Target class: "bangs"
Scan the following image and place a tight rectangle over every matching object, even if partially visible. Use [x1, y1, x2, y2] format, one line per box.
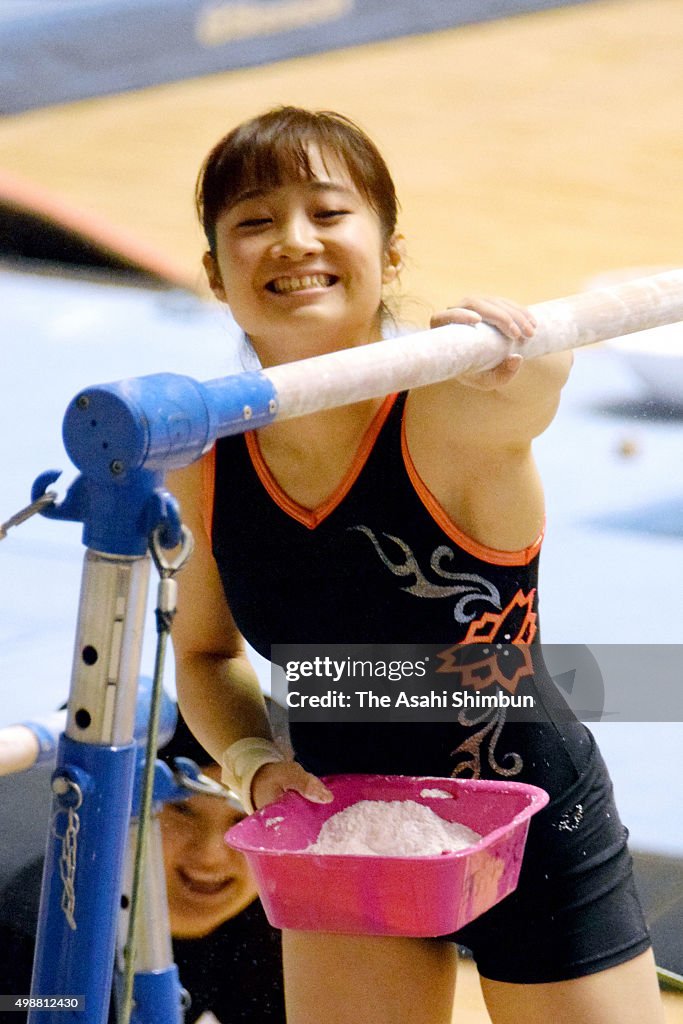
[225, 128, 323, 203]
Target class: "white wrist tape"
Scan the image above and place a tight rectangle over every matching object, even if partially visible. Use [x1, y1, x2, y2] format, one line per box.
[221, 736, 284, 814]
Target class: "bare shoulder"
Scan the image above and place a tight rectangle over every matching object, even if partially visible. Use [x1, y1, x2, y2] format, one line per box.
[166, 454, 243, 659]
[404, 352, 572, 550]
[166, 457, 208, 525]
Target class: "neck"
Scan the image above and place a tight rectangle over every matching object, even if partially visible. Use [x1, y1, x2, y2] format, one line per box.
[257, 394, 386, 455]
[250, 315, 384, 370]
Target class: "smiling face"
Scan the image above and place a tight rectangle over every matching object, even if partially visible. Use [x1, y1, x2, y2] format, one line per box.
[159, 764, 256, 939]
[203, 148, 402, 366]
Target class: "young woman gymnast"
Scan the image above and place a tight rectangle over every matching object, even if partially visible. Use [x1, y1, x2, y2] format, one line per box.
[169, 106, 664, 1024]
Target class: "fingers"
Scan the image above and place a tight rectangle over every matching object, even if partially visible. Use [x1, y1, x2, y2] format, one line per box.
[251, 760, 334, 811]
[429, 295, 535, 391]
[291, 770, 335, 805]
[430, 307, 482, 330]
[462, 296, 537, 340]
[431, 298, 537, 341]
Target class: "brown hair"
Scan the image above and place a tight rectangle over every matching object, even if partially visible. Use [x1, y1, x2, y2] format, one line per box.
[196, 106, 399, 255]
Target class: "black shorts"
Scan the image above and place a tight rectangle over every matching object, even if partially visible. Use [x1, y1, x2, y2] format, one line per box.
[452, 732, 652, 983]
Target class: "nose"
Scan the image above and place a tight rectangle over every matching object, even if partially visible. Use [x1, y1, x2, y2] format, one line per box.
[271, 211, 323, 259]
[187, 826, 238, 869]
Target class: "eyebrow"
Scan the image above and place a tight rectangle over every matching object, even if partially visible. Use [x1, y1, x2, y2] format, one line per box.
[233, 181, 356, 205]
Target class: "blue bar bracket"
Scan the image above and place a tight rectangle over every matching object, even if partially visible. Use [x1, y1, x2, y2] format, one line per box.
[32, 468, 182, 557]
[63, 370, 278, 477]
[32, 370, 278, 557]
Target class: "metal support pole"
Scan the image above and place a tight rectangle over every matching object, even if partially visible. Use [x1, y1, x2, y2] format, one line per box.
[29, 552, 150, 1024]
[65, 552, 150, 746]
[116, 817, 183, 1024]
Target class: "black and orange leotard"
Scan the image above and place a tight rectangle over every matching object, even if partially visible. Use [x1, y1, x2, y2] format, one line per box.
[202, 389, 650, 983]
[205, 391, 590, 796]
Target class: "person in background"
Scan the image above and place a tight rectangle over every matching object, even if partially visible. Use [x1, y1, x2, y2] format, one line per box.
[0, 711, 285, 1024]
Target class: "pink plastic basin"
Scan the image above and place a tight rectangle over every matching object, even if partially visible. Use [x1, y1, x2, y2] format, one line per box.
[226, 774, 549, 937]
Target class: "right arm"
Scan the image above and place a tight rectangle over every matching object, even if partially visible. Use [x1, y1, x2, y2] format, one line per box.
[167, 457, 331, 811]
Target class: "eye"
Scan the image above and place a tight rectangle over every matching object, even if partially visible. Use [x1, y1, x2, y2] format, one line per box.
[236, 216, 272, 229]
[315, 209, 350, 220]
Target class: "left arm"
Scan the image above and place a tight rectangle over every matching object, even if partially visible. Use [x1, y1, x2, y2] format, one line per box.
[404, 296, 573, 552]
[426, 296, 573, 447]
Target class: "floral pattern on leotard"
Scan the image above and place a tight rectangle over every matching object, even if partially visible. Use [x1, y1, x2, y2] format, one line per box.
[350, 524, 538, 781]
[347, 525, 502, 623]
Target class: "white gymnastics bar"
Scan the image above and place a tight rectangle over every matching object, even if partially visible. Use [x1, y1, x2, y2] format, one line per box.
[264, 269, 683, 422]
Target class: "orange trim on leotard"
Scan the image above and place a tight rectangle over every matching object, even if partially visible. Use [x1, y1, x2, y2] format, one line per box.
[400, 414, 544, 567]
[245, 393, 400, 529]
[200, 445, 217, 542]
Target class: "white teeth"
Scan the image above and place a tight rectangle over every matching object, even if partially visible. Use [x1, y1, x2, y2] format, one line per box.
[270, 274, 334, 294]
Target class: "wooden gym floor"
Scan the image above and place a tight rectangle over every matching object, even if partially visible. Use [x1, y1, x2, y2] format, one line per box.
[0, 0, 681, 314]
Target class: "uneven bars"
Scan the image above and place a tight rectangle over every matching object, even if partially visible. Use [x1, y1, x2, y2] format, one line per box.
[61, 269, 683, 489]
[265, 269, 683, 422]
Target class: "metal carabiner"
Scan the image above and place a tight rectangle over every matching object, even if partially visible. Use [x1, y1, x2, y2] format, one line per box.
[149, 523, 195, 578]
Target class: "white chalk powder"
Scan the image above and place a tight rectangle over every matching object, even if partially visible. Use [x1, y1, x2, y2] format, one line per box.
[306, 800, 481, 857]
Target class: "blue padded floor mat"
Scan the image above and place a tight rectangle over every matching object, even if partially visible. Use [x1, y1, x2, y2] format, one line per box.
[1, 0, 598, 114]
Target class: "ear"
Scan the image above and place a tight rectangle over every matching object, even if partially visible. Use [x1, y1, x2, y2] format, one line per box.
[382, 232, 406, 285]
[203, 251, 228, 303]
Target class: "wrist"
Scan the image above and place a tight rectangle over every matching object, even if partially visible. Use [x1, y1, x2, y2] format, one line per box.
[220, 736, 284, 813]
